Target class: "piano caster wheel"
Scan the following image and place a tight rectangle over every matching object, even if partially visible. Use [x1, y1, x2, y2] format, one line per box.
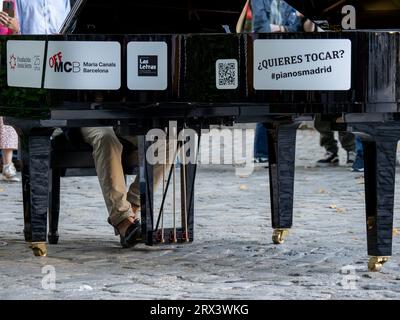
[368, 256, 389, 272]
[272, 229, 289, 245]
[31, 242, 48, 257]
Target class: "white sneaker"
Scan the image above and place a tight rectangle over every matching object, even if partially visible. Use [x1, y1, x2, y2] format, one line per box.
[2, 163, 20, 182]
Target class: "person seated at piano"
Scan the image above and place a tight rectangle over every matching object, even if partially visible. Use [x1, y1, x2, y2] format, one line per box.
[16, 0, 148, 248]
[79, 128, 171, 248]
[251, 0, 301, 165]
[0, 0, 21, 182]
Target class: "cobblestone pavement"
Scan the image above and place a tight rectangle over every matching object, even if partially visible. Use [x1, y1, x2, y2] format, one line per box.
[0, 128, 400, 300]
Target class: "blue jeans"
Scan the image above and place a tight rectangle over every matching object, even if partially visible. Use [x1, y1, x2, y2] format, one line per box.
[355, 137, 363, 157]
[254, 123, 269, 159]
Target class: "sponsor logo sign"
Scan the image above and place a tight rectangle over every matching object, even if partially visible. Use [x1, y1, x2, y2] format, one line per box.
[128, 42, 168, 90]
[253, 39, 352, 91]
[44, 41, 121, 90]
[7, 40, 45, 88]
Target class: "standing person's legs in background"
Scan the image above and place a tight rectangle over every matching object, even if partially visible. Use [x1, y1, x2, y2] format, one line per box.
[351, 136, 364, 172]
[12, 150, 21, 172]
[338, 131, 356, 165]
[0, 117, 20, 182]
[254, 123, 269, 164]
[314, 116, 339, 167]
[314, 115, 356, 167]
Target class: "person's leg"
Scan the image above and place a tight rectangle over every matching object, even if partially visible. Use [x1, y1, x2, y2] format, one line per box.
[81, 127, 134, 227]
[124, 136, 172, 207]
[0, 118, 20, 181]
[2, 149, 13, 165]
[352, 136, 365, 172]
[254, 123, 269, 160]
[314, 116, 339, 166]
[338, 131, 356, 165]
[314, 117, 339, 155]
[339, 131, 356, 153]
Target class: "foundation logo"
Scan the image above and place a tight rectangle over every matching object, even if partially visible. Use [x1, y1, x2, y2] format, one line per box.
[138, 55, 158, 77]
[9, 53, 41, 72]
[49, 51, 81, 73]
[9, 54, 17, 70]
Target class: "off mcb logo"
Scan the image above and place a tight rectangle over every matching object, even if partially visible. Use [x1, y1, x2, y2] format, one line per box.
[49, 51, 81, 73]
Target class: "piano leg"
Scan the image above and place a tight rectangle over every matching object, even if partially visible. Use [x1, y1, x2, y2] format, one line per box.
[20, 129, 53, 257]
[181, 160, 197, 243]
[138, 136, 154, 245]
[352, 123, 398, 271]
[266, 121, 300, 244]
[48, 168, 61, 245]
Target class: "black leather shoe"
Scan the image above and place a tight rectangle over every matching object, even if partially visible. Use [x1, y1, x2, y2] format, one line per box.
[120, 219, 142, 248]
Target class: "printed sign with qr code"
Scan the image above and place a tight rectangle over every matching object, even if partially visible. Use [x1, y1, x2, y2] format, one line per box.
[216, 59, 238, 90]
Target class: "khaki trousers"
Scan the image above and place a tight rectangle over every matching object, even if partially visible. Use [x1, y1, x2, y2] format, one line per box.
[81, 127, 171, 226]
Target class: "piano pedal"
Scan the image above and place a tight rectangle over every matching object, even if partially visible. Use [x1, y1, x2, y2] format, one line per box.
[169, 231, 177, 244]
[181, 232, 189, 243]
[155, 230, 166, 244]
[31, 242, 48, 257]
[152, 228, 192, 245]
[368, 256, 389, 272]
[272, 229, 289, 245]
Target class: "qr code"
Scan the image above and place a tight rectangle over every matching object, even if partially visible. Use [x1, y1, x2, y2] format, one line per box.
[216, 59, 238, 90]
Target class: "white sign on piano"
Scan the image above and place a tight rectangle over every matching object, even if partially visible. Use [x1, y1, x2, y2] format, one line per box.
[253, 39, 352, 91]
[7, 40, 46, 88]
[44, 41, 121, 90]
[127, 41, 168, 91]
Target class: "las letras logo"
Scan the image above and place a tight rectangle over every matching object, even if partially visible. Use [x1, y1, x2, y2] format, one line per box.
[138, 55, 158, 77]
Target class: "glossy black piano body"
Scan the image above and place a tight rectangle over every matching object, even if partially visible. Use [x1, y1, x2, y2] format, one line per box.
[1, 0, 399, 271]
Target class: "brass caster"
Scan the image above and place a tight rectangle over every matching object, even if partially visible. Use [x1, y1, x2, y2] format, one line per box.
[368, 256, 389, 272]
[272, 229, 289, 245]
[31, 242, 48, 257]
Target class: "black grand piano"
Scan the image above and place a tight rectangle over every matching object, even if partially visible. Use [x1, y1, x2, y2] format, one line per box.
[1, 0, 399, 272]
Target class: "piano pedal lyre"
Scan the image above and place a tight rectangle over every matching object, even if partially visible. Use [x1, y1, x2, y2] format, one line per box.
[272, 229, 290, 245]
[152, 128, 192, 246]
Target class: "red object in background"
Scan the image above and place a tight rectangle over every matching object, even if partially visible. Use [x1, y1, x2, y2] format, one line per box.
[0, 0, 16, 35]
[246, 3, 253, 21]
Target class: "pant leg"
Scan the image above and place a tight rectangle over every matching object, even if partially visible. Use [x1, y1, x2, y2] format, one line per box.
[254, 123, 269, 158]
[314, 116, 339, 154]
[81, 127, 132, 226]
[355, 136, 364, 157]
[338, 131, 355, 153]
[123, 136, 172, 207]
